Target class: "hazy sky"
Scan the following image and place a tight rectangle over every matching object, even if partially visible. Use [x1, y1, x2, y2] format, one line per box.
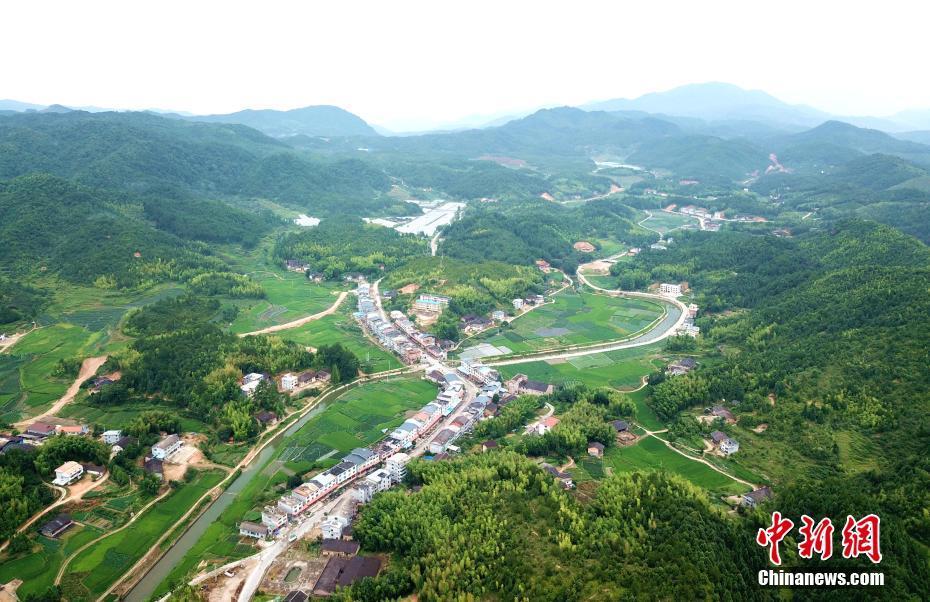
[3, 1, 927, 130]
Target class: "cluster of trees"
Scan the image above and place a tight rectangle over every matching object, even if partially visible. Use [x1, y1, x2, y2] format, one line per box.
[106, 295, 360, 442]
[440, 197, 657, 273]
[0, 278, 45, 326]
[347, 453, 768, 601]
[273, 218, 428, 279]
[187, 271, 265, 298]
[382, 256, 544, 322]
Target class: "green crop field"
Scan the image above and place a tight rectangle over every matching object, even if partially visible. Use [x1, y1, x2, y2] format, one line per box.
[153, 375, 437, 596]
[61, 469, 225, 599]
[497, 342, 664, 392]
[601, 437, 750, 495]
[580, 274, 619, 290]
[59, 400, 210, 434]
[280, 307, 402, 373]
[465, 290, 664, 356]
[0, 523, 104, 599]
[228, 273, 347, 334]
[0, 323, 105, 423]
[638, 210, 700, 234]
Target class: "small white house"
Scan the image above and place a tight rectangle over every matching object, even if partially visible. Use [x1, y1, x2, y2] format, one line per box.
[720, 438, 740, 455]
[512, 298, 525, 311]
[53, 461, 84, 486]
[321, 515, 349, 540]
[151, 434, 182, 460]
[281, 373, 298, 391]
[239, 521, 269, 539]
[102, 430, 122, 445]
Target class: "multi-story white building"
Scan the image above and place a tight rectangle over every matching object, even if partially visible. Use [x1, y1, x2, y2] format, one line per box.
[102, 430, 122, 445]
[322, 515, 349, 540]
[281, 373, 298, 391]
[386, 452, 410, 483]
[512, 298, 525, 311]
[659, 283, 682, 296]
[53, 461, 84, 486]
[412, 293, 450, 313]
[364, 468, 393, 492]
[261, 506, 288, 533]
[151, 434, 182, 460]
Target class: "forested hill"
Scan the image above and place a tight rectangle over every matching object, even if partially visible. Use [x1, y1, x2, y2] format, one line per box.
[186, 105, 378, 137]
[623, 221, 930, 592]
[0, 110, 393, 215]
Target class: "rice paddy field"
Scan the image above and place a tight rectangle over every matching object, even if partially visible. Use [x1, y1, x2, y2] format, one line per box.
[464, 290, 664, 356]
[152, 375, 437, 594]
[227, 272, 348, 334]
[59, 469, 225, 600]
[638, 210, 700, 234]
[279, 376, 437, 467]
[280, 306, 402, 373]
[496, 343, 664, 392]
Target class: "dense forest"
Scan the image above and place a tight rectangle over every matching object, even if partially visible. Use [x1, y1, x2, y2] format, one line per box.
[344, 453, 769, 601]
[440, 197, 656, 273]
[272, 218, 429, 278]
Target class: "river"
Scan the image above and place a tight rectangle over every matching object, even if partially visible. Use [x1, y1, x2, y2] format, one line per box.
[125, 397, 336, 602]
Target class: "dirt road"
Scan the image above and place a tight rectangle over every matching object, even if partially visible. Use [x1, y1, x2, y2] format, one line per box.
[14, 355, 108, 429]
[238, 292, 348, 337]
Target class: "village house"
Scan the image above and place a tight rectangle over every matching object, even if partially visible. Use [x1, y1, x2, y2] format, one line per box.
[255, 410, 278, 427]
[535, 259, 551, 272]
[412, 293, 450, 314]
[742, 486, 773, 508]
[102, 429, 122, 445]
[659, 283, 682, 296]
[151, 433, 182, 460]
[610, 420, 629, 433]
[144, 456, 164, 479]
[541, 463, 573, 489]
[81, 463, 105, 478]
[25, 422, 56, 438]
[587, 442, 605, 458]
[482, 440, 499, 453]
[321, 539, 360, 557]
[57, 424, 88, 436]
[281, 373, 298, 391]
[710, 430, 739, 455]
[261, 506, 288, 534]
[512, 298, 524, 311]
[53, 461, 84, 486]
[710, 405, 737, 424]
[533, 416, 560, 435]
[239, 521, 269, 539]
[285, 259, 309, 272]
[667, 357, 698, 376]
[312, 555, 382, 597]
[40, 513, 74, 538]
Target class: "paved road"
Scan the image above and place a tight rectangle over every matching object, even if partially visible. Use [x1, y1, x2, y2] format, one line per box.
[238, 292, 348, 337]
[488, 277, 688, 367]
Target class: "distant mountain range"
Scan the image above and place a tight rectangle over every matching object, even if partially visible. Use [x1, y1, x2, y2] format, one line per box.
[182, 105, 378, 138]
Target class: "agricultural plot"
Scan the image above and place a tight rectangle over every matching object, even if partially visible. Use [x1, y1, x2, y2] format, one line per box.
[281, 376, 437, 466]
[228, 273, 347, 334]
[59, 400, 209, 434]
[601, 436, 750, 495]
[152, 376, 437, 595]
[466, 291, 664, 356]
[0, 523, 105, 599]
[581, 274, 619, 290]
[0, 323, 104, 423]
[62, 469, 225, 599]
[281, 307, 401, 373]
[638, 210, 700, 234]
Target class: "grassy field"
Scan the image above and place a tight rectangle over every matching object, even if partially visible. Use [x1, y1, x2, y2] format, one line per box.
[580, 274, 619, 290]
[60, 469, 225, 599]
[59, 400, 210, 434]
[601, 436, 750, 495]
[497, 343, 664, 392]
[153, 375, 436, 596]
[0, 523, 105, 599]
[228, 272, 347, 334]
[280, 306, 402, 373]
[638, 210, 700, 234]
[464, 290, 664, 356]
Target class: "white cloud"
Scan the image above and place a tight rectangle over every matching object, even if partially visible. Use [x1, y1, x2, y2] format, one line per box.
[2, 0, 927, 129]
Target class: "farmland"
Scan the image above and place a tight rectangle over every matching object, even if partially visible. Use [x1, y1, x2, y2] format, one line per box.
[280, 306, 402, 373]
[227, 272, 348, 334]
[151, 375, 436, 595]
[638, 210, 700, 234]
[463, 290, 664, 356]
[58, 469, 225, 600]
[496, 343, 664, 391]
[598, 436, 750, 495]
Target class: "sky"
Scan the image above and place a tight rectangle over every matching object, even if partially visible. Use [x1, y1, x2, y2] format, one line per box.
[2, 0, 928, 131]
